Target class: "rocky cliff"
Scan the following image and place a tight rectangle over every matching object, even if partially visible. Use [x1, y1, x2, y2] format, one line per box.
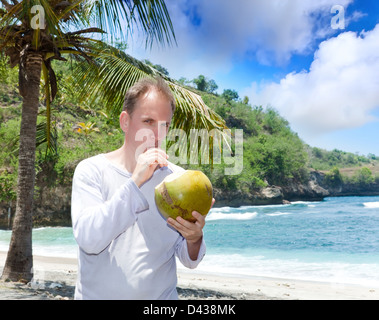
[214, 170, 379, 207]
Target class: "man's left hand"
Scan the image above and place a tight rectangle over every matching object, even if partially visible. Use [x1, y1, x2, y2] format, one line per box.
[167, 211, 206, 243]
[167, 198, 215, 243]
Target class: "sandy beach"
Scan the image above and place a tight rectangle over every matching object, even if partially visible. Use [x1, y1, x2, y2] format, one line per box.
[0, 251, 378, 300]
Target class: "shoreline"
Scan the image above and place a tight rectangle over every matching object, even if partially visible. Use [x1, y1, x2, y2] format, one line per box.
[1, 251, 378, 300]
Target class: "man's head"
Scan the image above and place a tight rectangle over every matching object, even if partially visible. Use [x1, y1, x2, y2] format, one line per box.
[122, 77, 175, 116]
[120, 77, 176, 157]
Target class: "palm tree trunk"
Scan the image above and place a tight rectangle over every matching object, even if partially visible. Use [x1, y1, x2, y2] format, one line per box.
[1, 52, 42, 282]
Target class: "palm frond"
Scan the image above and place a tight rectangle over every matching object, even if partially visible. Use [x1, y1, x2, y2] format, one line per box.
[36, 120, 58, 157]
[86, 0, 176, 48]
[132, 0, 177, 48]
[9, 119, 58, 158]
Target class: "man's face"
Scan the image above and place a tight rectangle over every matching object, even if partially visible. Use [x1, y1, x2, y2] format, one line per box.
[121, 89, 173, 158]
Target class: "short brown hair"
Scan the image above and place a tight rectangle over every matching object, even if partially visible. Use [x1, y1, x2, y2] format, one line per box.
[123, 77, 176, 116]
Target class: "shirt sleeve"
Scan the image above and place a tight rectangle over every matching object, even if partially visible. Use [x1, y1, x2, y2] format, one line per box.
[175, 236, 206, 269]
[71, 160, 149, 255]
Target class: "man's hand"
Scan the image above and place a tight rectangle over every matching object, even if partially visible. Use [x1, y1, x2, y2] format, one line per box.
[167, 211, 206, 243]
[167, 198, 215, 260]
[132, 148, 168, 187]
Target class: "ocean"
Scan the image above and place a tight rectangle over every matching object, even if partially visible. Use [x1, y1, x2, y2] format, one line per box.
[1, 196, 379, 287]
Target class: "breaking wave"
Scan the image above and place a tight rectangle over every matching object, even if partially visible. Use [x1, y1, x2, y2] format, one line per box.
[364, 202, 379, 209]
[206, 211, 258, 221]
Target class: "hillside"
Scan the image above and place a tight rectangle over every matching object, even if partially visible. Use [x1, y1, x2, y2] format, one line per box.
[1, 56, 379, 228]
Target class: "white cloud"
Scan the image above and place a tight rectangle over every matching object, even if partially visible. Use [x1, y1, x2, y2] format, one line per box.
[193, 0, 352, 64]
[128, 0, 354, 79]
[245, 24, 379, 139]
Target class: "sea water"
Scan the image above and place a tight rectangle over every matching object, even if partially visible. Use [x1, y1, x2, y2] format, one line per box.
[1, 196, 379, 287]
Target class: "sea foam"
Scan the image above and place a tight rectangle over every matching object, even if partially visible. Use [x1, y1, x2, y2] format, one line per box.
[266, 211, 293, 217]
[206, 212, 258, 221]
[363, 202, 379, 209]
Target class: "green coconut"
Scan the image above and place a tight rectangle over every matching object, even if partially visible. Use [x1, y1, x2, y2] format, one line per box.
[155, 170, 213, 222]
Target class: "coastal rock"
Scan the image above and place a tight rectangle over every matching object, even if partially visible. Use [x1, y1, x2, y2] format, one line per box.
[260, 186, 283, 200]
[212, 171, 333, 208]
[0, 184, 72, 229]
[281, 171, 329, 201]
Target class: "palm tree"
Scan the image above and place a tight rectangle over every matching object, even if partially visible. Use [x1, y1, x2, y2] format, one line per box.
[0, 0, 226, 283]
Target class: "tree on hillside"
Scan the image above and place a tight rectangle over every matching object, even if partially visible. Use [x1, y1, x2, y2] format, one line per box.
[352, 167, 375, 186]
[193, 75, 208, 91]
[222, 89, 239, 102]
[192, 74, 218, 93]
[0, 0, 226, 282]
[207, 79, 218, 93]
[324, 167, 344, 188]
[142, 59, 170, 76]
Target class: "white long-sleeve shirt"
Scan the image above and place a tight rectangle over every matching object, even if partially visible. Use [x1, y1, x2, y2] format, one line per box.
[71, 154, 206, 300]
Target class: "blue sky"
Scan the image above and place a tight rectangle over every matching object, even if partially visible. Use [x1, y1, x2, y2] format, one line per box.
[127, 0, 379, 156]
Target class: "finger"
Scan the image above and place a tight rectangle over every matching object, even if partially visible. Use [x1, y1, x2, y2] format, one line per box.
[145, 151, 168, 163]
[167, 217, 186, 233]
[145, 154, 168, 163]
[176, 216, 196, 229]
[145, 148, 169, 159]
[168, 216, 197, 234]
[144, 154, 168, 166]
[156, 153, 169, 165]
[192, 211, 205, 228]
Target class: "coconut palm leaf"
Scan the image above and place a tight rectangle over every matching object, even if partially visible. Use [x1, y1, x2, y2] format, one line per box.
[35, 120, 58, 155]
[9, 119, 58, 157]
[86, 0, 176, 48]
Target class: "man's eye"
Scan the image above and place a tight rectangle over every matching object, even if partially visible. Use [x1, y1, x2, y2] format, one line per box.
[144, 120, 152, 124]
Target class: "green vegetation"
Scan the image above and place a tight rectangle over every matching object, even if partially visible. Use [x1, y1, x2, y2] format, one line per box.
[307, 147, 374, 170]
[1, 57, 378, 204]
[349, 167, 375, 186]
[324, 166, 378, 187]
[178, 75, 218, 94]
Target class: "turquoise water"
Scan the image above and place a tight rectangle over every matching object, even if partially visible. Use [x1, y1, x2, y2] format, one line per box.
[196, 196, 379, 286]
[1, 196, 379, 286]
[0, 226, 76, 258]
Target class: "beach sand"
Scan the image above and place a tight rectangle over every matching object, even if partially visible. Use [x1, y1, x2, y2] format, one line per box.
[0, 251, 378, 300]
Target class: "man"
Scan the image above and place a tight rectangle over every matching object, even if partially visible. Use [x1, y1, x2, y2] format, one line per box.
[71, 77, 211, 300]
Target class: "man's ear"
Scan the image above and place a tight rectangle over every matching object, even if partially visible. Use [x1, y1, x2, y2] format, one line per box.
[120, 111, 129, 133]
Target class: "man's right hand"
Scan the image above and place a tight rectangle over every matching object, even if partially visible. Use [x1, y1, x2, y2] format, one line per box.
[131, 148, 169, 187]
